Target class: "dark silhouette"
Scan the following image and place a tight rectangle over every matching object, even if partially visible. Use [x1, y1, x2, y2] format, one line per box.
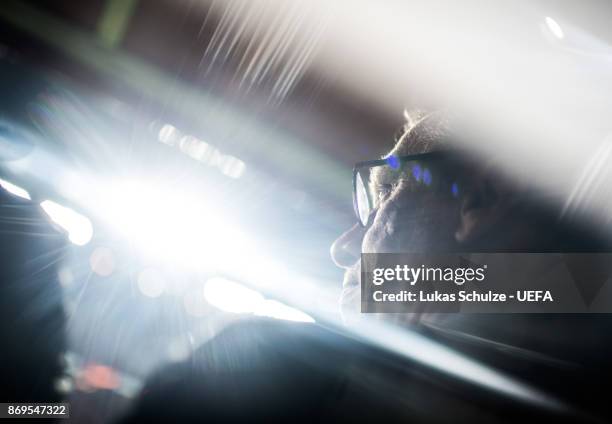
[0, 188, 67, 403]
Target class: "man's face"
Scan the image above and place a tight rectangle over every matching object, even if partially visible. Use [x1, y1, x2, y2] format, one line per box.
[331, 117, 519, 321]
[332, 157, 468, 319]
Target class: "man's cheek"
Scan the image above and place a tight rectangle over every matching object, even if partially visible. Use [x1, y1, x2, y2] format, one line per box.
[363, 202, 460, 253]
[360, 190, 405, 252]
[362, 202, 431, 253]
[362, 210, 397, 253]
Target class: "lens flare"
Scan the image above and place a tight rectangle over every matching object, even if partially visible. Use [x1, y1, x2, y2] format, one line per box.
[0, 178, 30, 200]
[40, 200, 93, 245]
[545, 16, 564, 39]
[96, 179, 251, 270]
[204, 277, 265, 314]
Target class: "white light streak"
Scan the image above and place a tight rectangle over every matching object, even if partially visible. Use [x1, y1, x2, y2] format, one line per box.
[545, 16, 564, 39]
[254, 299, 315, 323]
[40, 200, 93, 245]
[204, 277, 315, 322]
[0, 178, 31, 200]
[204, 277, 264, 313]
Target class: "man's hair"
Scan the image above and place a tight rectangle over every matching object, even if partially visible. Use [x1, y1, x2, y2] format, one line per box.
[390, 111, 611, 252]
[390, 110, 451, 156]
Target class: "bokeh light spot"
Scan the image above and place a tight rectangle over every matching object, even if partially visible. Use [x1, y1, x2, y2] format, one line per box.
[412, 164, 422, 181]
[89, 246, 115, 277]
[386, 155, 400, 170]
[423, 168, 432, 186]
[451, 182, 460, 197]
[137, 268, 166, 298]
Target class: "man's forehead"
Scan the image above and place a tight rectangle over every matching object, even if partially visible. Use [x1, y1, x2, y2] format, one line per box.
[371, 113, 451, 186]
[390, 113, 451, 156]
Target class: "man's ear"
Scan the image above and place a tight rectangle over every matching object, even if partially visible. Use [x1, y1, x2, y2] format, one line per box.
[454, 173, 516, 244]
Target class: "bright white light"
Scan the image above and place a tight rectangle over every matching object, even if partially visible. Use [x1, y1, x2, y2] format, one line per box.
[545, 16, 564, 39]
[40, 200, 93, 245]
[219, 156, 246, 179]
[204, 277, 265, 314]
[204, 277, 315, 322]
[158, 123, 179, 145]
[254, 299, 315, 323]
[97, 179, 252, 269]
[0, 178, 30, 200]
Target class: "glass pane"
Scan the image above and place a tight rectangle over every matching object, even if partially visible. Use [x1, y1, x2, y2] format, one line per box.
[355, 170, 370, 226]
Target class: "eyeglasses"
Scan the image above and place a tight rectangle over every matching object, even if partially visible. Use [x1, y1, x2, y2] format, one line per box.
[352, 151, 467, 227]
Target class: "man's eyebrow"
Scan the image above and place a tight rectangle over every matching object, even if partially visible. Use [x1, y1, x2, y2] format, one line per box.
[369, 163, 412, 201]
[371, 161, 411, 186]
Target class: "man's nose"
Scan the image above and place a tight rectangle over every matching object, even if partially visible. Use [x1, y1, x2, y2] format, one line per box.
[330, 222, 365, 268]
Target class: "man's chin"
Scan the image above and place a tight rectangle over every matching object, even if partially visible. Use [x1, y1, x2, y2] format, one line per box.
[339, 263, 425, 328]
[339, 263, 361, 324]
